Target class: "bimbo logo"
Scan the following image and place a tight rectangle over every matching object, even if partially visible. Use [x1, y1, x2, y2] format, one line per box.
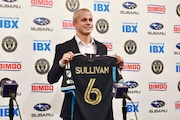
[123, 62, 141, 72]
[103, 42, 113, 51]
[62, 20, 75, 29]
[175, 101, 180, 110]
[31, 0, 53, 8]
[149, 82, 167, 91]
[174, 25, 180, 33]
[147, 4, 166, 14]
[31, 83, 54, 93]
[0, 61, 22, 71]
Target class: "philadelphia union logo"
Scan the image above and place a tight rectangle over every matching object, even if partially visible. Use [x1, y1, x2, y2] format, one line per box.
[151, 60, 163, 74]
[124, 40, 137, 54]
[35, 58, 50, 74]
[178, 81, 180, 92]
[96, 19, 109, 34]
[2, 36, 17, 52]
[66, 0, 80, 12]
[176, 4, 180, 17]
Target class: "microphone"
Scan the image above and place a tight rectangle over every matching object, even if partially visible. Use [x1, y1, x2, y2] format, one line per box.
[0, 78, 18, 98]
[112, 79, 131, 100]
[112, 67, 131, 100]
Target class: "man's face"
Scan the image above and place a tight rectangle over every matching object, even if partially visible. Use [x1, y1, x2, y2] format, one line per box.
[73, 11, 93, 36]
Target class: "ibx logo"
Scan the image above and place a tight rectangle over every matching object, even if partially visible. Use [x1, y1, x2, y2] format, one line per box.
[102, 42, 113, 51]
[176, 62, 180, 73]
[126, 81, 141, 94]
[122, 22, 138, 33]
[148, 22, 166, 35]
[0, 61, 22, 71]
[62, 20, 75, 30]
[94, 0, 110, 12]
[150, 43, 164, 53]
[122, 62, 141, 72]
[120, 2, 139, 15]
[0, 105, 19, 117]
[126, 102, 139, 112]
[147, 4, 166, 14]
[33, 40, 51, 51]
[174, 25, 180, 33]
[0, 0, 21, 9]
[32, 103, 53, 117]
[149, 100, 167, 113]
[31, 83, 54, 93]
[31, 17, 53, 31]
[174, 43, 180, 55]
[0, 17, 19, 29]
[149, 82, 167, 91]
[31, 0, 53, 8]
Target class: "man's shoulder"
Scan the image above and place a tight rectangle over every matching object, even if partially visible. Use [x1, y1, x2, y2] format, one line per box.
[94, 39, 106, 47]
[56, 37, 75, 47]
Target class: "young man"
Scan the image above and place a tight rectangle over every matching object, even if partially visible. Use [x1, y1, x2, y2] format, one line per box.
[47, 8, 124, 120]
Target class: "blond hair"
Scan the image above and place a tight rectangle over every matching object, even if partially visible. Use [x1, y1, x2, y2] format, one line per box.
[73, 8, 91, 22]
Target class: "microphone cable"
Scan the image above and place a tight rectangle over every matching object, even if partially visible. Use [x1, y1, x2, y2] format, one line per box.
[128, 99, 138, 120]
[117, 67, 138, 120]
[14, 98, 22, 120]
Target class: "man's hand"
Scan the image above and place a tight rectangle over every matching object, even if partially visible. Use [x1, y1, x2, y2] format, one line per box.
[60, 51, 74, 64]
[115, 54, 124, 67]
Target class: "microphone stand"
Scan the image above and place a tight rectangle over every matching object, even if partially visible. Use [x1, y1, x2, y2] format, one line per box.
[9, 97, 14, 120]
[122, 95, 127, 120]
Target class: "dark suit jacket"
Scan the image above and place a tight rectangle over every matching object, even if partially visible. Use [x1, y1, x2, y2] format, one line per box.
[47, 36, 107, 118]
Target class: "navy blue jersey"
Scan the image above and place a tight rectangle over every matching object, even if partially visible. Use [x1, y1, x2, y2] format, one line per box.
[61, 54, 120, 120]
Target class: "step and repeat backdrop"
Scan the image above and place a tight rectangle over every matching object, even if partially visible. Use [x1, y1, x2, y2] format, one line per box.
[0, 0, 180, 120]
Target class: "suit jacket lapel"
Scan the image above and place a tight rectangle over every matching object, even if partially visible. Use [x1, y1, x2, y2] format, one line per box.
[70, 37, 80, 53]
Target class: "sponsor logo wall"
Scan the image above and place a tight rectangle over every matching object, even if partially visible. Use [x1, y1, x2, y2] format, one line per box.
[0, 0, 180, 120]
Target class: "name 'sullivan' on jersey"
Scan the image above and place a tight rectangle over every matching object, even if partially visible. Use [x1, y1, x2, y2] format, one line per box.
[75, 66, 110, 74]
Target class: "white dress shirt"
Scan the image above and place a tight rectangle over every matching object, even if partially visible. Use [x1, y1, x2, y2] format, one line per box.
[75, 35, 97, 54]
[59, 35, 97, 67]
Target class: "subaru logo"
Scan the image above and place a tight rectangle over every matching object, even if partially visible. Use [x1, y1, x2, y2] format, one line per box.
[176, 43, 180, 49]
[150, 23, 164, 30]
[34, 103, 51, 111]
[33, 17, 50, 26]
[3, 0, 17, 2]
[123, 2, 137, 9]
[151, 100, 165, 108]
[126, 81, 138, 89]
